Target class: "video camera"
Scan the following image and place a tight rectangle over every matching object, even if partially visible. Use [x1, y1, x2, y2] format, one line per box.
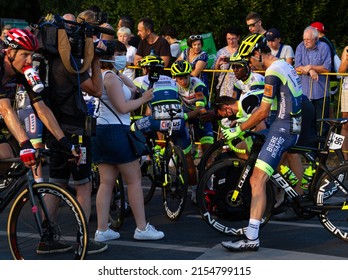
[35, 14, 115, 58]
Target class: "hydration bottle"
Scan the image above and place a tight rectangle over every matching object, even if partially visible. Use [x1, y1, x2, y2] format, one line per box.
[22, 66, 44, 93]
[154, 145, 161, 160]
[280, 165, 298, 187]
[301, 165, 316, 191]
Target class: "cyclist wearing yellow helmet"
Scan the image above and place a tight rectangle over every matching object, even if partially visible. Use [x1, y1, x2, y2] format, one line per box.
[221, 33, 303, 252]
[170, 60, 214, 203]
[171, 60, 214, 152]
[229, 52, 265, 100]
[131, 56, 196, 191]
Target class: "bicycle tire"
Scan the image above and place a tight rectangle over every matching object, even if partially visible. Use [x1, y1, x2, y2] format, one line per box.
[7, 182, 88, 260]
[141, 157, 158, 204]
[162, 145, 188, 221]
[197, 139, 239, 179]
[197, 157, 274, 236]
[315, 163, 348, 241]
[108, 175, 126, 229]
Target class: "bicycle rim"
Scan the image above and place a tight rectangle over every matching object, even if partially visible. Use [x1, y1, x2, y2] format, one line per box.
[316, 164, 348, 241]
[162, 145, 188, 221]
[197, 158, 274, 236]
[198, 140, 232, 179]
[7, 183, 88, 260]
[109, 176, 126, 229]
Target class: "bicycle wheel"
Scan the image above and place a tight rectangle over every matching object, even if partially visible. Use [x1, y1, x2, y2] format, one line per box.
[316, 163, 348, 241]
[7, 182, 88, 260]
[197, 139, 238, 179]
[162, 145, 188, 221]
[197, 158, 274, 236]
[141, 157, 158, 204]
[108, 175, 126, 229]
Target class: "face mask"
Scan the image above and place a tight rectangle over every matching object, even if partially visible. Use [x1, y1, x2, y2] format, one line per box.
[113, 56, 127, 71]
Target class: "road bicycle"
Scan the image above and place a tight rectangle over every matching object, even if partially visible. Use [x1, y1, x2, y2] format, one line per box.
[197, 118, 348, 242]
[141, 108, 188, 221]
[0, 149, 88, 259]
[197, 126, 345, 179]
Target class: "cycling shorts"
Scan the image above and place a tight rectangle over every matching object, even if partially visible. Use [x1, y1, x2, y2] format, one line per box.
[255, 124, 299, 176]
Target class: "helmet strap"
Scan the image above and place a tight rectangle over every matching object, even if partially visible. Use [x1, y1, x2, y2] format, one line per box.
[7, 49, 21, 74]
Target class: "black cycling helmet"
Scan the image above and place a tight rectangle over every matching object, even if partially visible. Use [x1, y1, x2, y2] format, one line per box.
[171, 60, 192, 77]
[3, 28, 38, 51]
[238, 33, 268, 58]
[138, 55, 164, 69]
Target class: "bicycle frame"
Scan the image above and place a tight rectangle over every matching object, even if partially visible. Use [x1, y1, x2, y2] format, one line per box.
[270, 119, 348, 215]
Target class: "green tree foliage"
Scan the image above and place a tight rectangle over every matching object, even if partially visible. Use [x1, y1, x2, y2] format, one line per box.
[1, 0, 348, 55]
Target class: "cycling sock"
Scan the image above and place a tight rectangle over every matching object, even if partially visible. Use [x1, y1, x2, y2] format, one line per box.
[246, 219, 260, 240]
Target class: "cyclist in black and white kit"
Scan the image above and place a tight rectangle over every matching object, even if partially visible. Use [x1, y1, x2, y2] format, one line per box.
[221, 33, 302, 252]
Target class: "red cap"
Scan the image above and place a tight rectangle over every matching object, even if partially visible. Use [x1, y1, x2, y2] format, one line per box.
[310, 22, 327, 32]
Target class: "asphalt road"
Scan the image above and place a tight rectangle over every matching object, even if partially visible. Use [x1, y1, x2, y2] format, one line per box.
[1, 185, 348, 261]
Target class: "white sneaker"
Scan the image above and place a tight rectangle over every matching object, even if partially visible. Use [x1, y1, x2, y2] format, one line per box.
[133, 223, 165, 240]
[95, 228, 120, 242]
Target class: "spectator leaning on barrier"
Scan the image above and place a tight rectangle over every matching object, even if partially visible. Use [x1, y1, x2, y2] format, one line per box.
[310, 21, 340, 96]
[295, 26, 331, 136]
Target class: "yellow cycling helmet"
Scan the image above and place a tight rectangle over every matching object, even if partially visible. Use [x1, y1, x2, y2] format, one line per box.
[230, 52, 249, 65]
[138, 55, 164, 68]
[238, 33, 267, 58]
[171, 60, 192, 77]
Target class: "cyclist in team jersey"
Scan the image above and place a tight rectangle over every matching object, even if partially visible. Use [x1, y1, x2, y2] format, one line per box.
[220, 33, 302, 251]
[170, 60, 214, 154]
[170, 60, 214, 201]
[131, 55, 198, 203]
[230, 52, 265, 99]
[0, 28, 77, 167]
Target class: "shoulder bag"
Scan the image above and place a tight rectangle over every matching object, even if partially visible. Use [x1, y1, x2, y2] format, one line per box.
[98, 98, 149, 157]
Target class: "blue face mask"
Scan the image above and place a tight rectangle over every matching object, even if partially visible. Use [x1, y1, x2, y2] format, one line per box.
[113, 56, 127, 71]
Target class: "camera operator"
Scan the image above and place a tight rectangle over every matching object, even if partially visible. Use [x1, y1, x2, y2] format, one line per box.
[41, 10, 109, 255]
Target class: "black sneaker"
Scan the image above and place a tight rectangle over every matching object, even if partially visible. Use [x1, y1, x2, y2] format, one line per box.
[36, 241, 73, 254]
[87, 239, 108, 255]
[221, 236, 259, 252]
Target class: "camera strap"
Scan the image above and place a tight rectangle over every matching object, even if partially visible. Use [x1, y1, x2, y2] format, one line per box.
[57, 29, 94, 74]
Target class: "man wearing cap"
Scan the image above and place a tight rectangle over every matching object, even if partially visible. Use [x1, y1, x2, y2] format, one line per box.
[265, 28, 294, 65]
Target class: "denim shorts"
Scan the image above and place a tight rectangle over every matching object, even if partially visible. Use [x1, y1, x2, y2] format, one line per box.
[91, 124, 137, 164]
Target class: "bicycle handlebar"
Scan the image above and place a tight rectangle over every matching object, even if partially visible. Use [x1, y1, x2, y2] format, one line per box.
[224, 130, 265, 154]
